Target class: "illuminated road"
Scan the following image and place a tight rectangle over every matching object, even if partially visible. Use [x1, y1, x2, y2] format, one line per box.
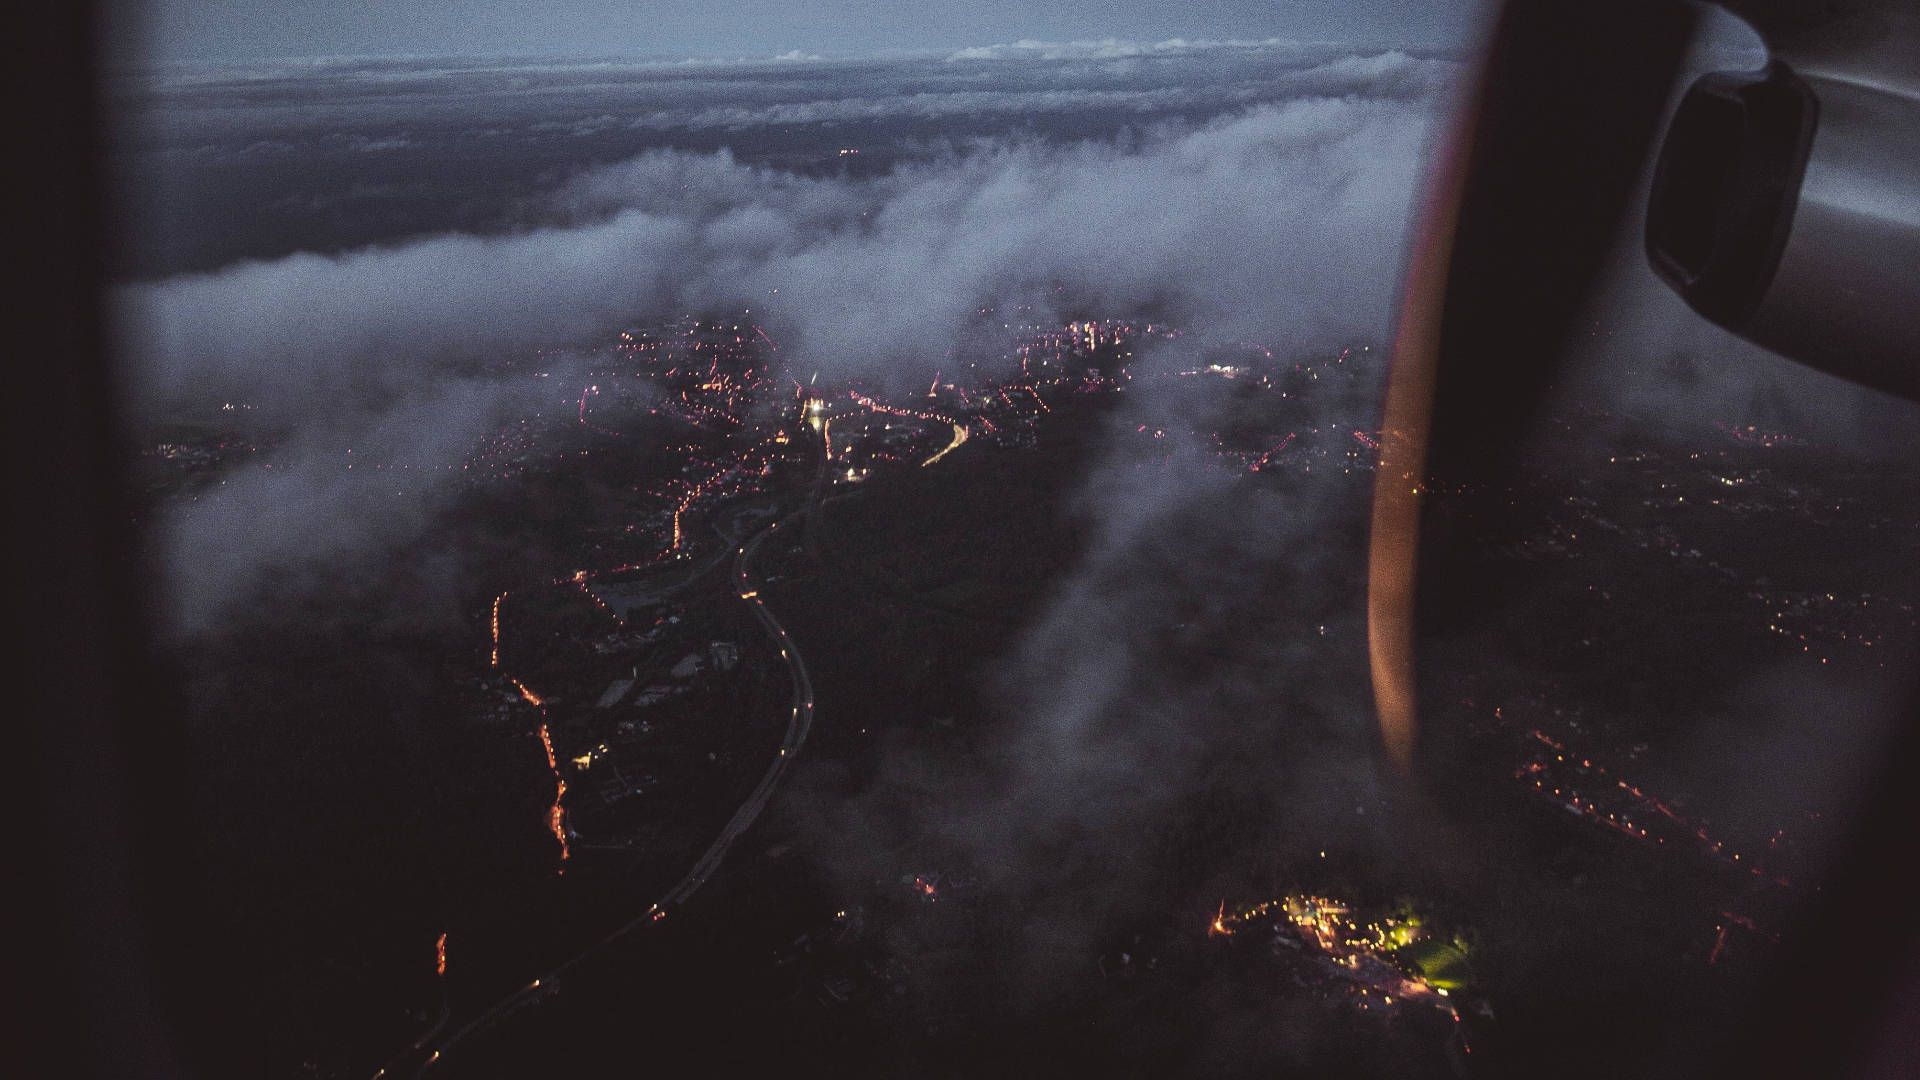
[922, 422, 968, 467]
[380, 388, 994, 1077]
[661, 519, 814, 904]
[368, 989, 449, 1080]
[388, 462, 822, 1079]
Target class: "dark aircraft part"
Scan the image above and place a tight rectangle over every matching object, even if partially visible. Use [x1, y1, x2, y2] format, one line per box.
[1374, 0, 1920, 1077]
[1687, 19, 1920, 1075]
[1648, 5, 1920, 399]
[1645, 64, 1817, 326]
[1369, 0, 1697, 772]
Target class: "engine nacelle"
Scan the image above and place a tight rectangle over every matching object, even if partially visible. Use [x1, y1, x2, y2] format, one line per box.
[1648, 41, 1920, 399]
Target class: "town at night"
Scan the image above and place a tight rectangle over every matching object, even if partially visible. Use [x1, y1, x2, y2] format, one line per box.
[118, 296, 1920, 1076]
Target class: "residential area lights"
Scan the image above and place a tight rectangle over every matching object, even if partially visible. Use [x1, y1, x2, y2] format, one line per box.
[420, 314, 1394, 1071]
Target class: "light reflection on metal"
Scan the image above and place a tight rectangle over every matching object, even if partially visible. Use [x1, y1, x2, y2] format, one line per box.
[1367, 80, 1482, 776]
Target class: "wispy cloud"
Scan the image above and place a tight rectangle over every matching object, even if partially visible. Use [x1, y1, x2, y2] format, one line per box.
[119, 47, 1443, 637]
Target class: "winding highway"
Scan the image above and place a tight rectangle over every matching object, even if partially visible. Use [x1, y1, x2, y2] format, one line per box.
[373, 399, 950, 1079]
[384, 501, 820, 1078]
[662, 517, 815, 905]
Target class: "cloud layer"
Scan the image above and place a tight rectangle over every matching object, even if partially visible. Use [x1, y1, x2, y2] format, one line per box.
[117, 46, 1445, 635]
[123, 98, 1435, 404]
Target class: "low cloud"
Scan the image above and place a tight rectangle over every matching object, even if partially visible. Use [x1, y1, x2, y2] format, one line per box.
[795, 351, 1397, 1009]
[945, 36, 1313, 62]
[118, 48, 1443, 637]
[146, 379, 527, 636]
[123, 96, 1435, 406]
[618, 51, 1445, 132]
[117, 42, 1450, 158]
